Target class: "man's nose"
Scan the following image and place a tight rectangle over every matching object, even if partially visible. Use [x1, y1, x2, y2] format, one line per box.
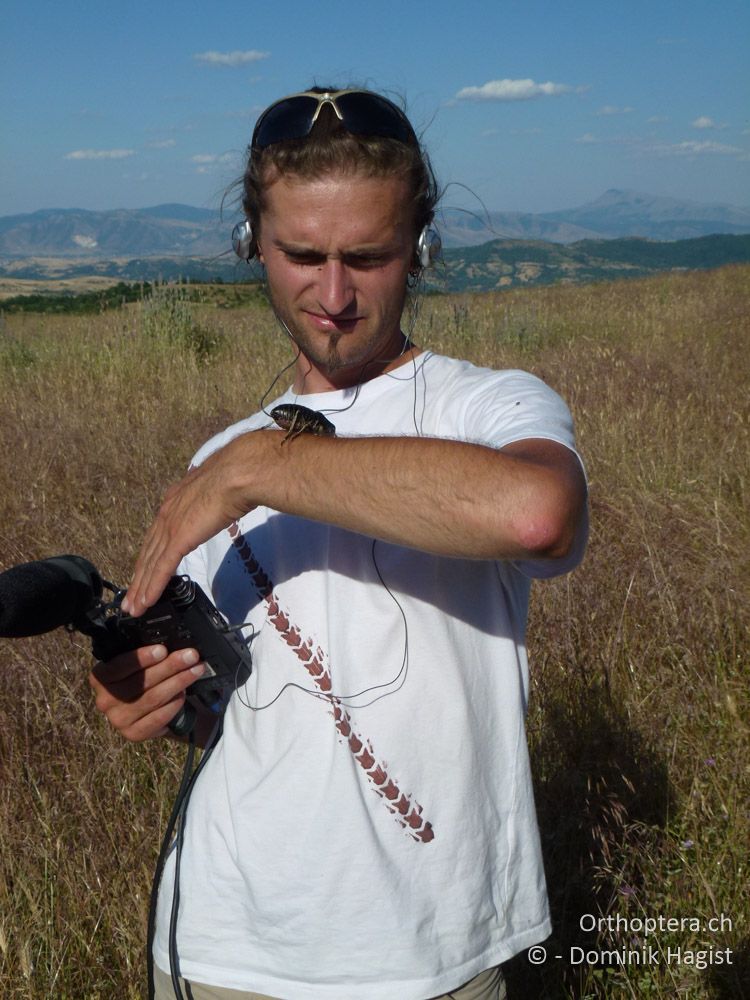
[317, 259, 355, 315]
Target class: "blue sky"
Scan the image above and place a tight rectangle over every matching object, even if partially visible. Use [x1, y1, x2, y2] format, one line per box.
[1, 0, 748, 218]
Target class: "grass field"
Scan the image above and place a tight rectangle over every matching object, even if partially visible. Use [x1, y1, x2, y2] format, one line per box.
[0, 276, 125, 302]
[0, 268, 748, 998]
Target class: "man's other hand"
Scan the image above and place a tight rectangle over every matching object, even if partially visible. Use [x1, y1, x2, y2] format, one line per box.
[89, 644, 206, 742]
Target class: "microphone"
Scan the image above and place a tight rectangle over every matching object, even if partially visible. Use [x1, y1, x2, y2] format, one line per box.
[0, 555, 103, 638]
[0, 555, 253, 739]
[0, 554, 196, 736]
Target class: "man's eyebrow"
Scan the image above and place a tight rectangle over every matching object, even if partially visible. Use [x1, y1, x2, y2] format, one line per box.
[273, 239, 319, 252]
[273, 238, 400, 257]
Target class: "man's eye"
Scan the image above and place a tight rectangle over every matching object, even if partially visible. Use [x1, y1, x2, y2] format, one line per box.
[287, 253, 324, 266]
[346, 255, 387, 269]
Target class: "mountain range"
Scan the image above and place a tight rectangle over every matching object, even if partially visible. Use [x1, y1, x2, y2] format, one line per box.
[438, 189, 750, 245]
[0, 203, 229, 259]
[2, 189, 749, 261]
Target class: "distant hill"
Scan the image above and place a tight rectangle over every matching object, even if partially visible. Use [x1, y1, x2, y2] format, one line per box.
[0, 206, 230, 258]
[430, 234, 750, 292]
[438, 189, 750, 246]
[436, 208, 600, 246]
[541, 189, 750, 241]
[2, 235, 748, 295]
[1, 190, 749, 260]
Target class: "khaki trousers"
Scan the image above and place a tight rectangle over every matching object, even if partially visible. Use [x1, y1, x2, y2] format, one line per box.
[153, 963, 506, 1000]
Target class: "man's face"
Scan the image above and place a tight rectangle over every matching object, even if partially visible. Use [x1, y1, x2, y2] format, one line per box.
[257, 170, 416, 393]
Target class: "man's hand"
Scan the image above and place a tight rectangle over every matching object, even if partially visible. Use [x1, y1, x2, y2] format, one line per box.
[89, 644, 206, 742]
[123, 432, 270, 615]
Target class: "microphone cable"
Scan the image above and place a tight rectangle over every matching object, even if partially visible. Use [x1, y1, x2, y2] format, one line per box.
[146, 716, 223, 1000]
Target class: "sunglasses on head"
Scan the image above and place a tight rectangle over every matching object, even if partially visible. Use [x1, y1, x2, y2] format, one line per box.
[251, 89, 417, 150]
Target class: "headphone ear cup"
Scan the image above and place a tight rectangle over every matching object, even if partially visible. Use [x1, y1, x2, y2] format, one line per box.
[416, 226, 442, 269]
[232, 220, 255, 260]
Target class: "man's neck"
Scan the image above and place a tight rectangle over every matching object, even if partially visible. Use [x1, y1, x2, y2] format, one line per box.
[291, 337, 420, 395]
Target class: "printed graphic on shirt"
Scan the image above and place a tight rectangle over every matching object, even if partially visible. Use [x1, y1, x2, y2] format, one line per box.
[228, 520, 435, 843]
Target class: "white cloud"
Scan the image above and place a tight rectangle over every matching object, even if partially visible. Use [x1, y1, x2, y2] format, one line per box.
[596, 105, 635, 116]
[64, 148, 135, 160]
[479, 125, 542, 137]
[571, 129, 745, 159]
[647, 115, 669, 124]
[191, 152, 236, 173]
[455, 78, 574, 102]
[691, 116, 728, 130]
[664, 139, 742, 155]
[190, 153, 234, 164]
[146, 139, 177, 149]
[622, 136, 744, 157]
[193, 49, 269, 67]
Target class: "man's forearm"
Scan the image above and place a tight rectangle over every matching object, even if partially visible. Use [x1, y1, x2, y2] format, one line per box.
[234, 430, 585, 561]
[125, 429, 586, 614]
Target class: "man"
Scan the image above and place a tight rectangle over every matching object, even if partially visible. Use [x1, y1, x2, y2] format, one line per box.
[90, 88, 588, 1000]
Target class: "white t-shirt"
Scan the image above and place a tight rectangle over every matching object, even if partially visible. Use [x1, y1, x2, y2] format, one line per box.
[153, 352, 587, 999]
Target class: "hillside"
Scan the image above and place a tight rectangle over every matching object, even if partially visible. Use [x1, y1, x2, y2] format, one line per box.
[0, 206, 228, 258]
[2, 190, 749, 263]
[430, 234, 750, 292]
[2, 234, 748, 298]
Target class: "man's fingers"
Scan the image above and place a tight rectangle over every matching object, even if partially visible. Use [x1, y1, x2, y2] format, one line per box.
[89, 647, 206, 742]
[123, 446, 255, 614]
[89, 647, 203, 709]
[125, 488, 197, 613]
[123, 520, 169, 613]
[91, 645, 200, 687]
[90, 643, 168, 684]
[120, 695, 191, 742]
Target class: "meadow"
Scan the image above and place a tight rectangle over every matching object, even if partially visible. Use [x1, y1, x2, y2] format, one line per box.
[0, 267, 747, 998]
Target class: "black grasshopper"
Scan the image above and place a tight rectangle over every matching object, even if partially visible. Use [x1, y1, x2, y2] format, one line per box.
[271, 404, 336, 443]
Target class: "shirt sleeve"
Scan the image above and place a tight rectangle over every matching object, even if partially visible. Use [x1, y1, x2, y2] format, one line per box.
[444, 366, 588, 579]
[455, 368, 579, 453]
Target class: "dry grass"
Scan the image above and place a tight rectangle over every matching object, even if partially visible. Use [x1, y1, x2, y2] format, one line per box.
[0, 277, 126, 301]
[0, 268, 748, 998]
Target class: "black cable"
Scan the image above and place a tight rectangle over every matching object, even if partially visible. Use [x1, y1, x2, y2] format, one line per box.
[168, 736, 193, 1000]
[235, 538, 409, 713]
[147, 733, 195, 999]
[146, 717, 223, 1000]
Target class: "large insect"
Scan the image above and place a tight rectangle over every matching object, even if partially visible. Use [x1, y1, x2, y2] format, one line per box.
[271, 404, 336, 443]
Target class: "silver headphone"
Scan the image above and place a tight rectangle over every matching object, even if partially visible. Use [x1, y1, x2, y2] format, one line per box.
[232, 219, 441, 269]
[231, 220, 255, 261]
[416, 226, 442, 269]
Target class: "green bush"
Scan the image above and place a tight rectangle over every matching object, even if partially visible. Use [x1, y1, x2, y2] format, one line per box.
[140, 283, 222, 361]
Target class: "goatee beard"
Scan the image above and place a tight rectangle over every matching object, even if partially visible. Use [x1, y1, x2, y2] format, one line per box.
[323, 335, 344, 372]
